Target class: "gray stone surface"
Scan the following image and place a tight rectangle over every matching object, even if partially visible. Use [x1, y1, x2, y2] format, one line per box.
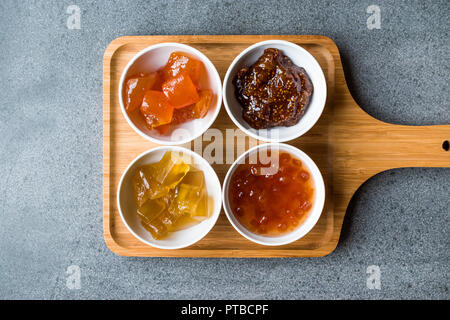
[0, 0, 449, 299]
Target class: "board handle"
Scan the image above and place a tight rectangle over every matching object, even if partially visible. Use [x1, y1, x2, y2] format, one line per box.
[334, 101, 450, 172]
[356, 120, 450, 169]
[381, 123, 450, 168]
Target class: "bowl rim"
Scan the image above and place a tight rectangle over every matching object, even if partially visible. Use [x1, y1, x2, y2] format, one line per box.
[118, 42, 223, 146]
[116, 145, 223, 249]
[222, 39, 327, 143]
[221, 142, 326, 246]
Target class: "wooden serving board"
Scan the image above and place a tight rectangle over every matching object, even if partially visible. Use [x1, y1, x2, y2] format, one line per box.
[103, 35, 449, 257]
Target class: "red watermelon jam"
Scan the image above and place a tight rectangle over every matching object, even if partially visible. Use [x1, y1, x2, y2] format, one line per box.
[228, 151, 314, 236]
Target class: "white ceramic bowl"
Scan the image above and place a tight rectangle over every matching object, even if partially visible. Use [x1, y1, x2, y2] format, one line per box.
[222, 143, 325, 246]
[117, 146, 222, 249]
[223, 40, 327, 143]
[119, 43, 222, 145]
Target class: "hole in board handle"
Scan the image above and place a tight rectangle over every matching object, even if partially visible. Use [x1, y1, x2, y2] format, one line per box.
[443, 140, 449, 151]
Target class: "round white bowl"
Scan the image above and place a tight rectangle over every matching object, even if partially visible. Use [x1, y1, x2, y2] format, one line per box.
[119, 43, 222, 145]
[222, 143, 325, 246]
[117, 146, 222, 249]
[223, 40, 327, 143]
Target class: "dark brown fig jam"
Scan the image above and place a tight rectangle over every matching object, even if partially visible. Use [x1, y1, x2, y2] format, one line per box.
[233, 48, 313, 129]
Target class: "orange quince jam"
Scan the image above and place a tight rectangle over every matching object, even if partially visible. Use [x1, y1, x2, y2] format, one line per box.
[140, 90, 174, 129]
[161, 51, 204, 86]
[162, 72, 200, 109]
[123, 52, 212, 133]
[123, 73, 158, 112]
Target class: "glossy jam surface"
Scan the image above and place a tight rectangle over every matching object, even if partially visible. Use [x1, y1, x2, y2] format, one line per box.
[132, 152, 211, 240]
[161, 52, 203, 86]
[171, 89, 213, 125]
[124, 51, 212, 134]
[123, 73, 158, 112]
[140, 90, 174, 129]
[162, 72, 200, 109]
[233, 48, 313, 129]
[228, 152, 314, 236]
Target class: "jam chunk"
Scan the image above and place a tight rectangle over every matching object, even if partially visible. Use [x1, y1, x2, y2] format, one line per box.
[135, 196, 169, 240]
[132, 165, 156, 207]
[168, 171, 208, 219]
[193, 90, 213, 118]
[137, 190, 186, 238]
[154, 124, 170, 134]
[183, 171, 209, 220]
[132, 152, 189, 206]
[168, 184, 201, 217]
[171, 90, 213, 124]
[137, 198, 166, 223]
[140, 90, 174, 130]
[162, 72, 200, 109]
[161, 52, 203, 86]
[123, 73, 158, 111]
[172, 104, 195, 125]
[152, 152, 190, 185]
[157, 210, 198, 233]
[140, 214, 168, 240]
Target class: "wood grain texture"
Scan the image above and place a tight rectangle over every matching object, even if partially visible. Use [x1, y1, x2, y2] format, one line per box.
[103, 35, 450, 257]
